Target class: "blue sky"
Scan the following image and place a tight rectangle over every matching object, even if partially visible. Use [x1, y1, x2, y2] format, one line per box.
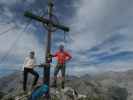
[0, 0, 133, 76]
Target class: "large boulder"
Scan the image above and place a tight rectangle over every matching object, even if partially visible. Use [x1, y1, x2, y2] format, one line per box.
[108, 86, 128, 100]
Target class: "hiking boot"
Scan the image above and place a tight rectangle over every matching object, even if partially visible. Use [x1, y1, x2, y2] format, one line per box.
[51, 83, 57, 88]
[23, 86, 27, 92]
[51, 80, 57, 88]
[51, 82, 57, 88]
[61, 81, 65, 89]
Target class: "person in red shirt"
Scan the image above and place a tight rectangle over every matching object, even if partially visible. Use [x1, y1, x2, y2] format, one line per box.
[52, 44, 72, 88]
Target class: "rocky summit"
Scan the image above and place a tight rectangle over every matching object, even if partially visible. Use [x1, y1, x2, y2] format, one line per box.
[1, 70, 133, 100]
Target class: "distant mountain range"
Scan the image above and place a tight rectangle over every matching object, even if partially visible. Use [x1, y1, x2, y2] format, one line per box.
[0, 70, 133, 100]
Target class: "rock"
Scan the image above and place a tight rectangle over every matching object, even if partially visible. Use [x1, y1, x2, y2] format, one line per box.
[108, 86, 128, 100]
[0, 70, 131, 100]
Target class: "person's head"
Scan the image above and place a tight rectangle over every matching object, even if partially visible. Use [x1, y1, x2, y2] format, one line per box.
[29, 51, 35, 59]
[59, 44, 64, 52]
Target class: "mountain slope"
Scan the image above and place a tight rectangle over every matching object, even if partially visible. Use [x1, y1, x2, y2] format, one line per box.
[0, 70, 132, 100]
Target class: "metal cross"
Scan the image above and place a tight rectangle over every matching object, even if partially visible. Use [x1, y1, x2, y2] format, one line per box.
[24, 0, 70, 99]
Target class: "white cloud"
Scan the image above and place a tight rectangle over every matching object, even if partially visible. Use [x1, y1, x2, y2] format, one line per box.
[0, 0, 35, 5]
[69, 0, 133, 52]
[0, 0, 17, 5]
[0, 21, 44, 65]
[65, 0, 133, 73]
[66, 60, 133, 76]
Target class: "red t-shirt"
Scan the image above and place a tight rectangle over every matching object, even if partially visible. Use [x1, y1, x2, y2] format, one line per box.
[53, 51, 72, 64]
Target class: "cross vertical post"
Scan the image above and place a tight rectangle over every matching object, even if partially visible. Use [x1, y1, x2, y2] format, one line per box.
[43, 0, 53, 99]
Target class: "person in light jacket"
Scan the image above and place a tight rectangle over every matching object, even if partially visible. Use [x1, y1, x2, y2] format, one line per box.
[23, 51, 39, 91]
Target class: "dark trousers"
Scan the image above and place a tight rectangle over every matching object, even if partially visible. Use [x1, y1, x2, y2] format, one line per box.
[53, 63, 66, 88]
[23, 68, 39, 91]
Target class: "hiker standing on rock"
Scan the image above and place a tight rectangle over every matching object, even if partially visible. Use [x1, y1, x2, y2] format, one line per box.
[22, 51, 39, 91]
[52, 44, 72, 89]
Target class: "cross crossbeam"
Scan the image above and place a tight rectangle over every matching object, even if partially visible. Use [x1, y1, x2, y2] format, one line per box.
[24, 11, 69, 32]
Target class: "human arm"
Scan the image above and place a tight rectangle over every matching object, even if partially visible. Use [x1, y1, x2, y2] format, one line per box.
[65, 52, 72, 61]
[52, 52, 58, 57]
[22, 57, 28, 71]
